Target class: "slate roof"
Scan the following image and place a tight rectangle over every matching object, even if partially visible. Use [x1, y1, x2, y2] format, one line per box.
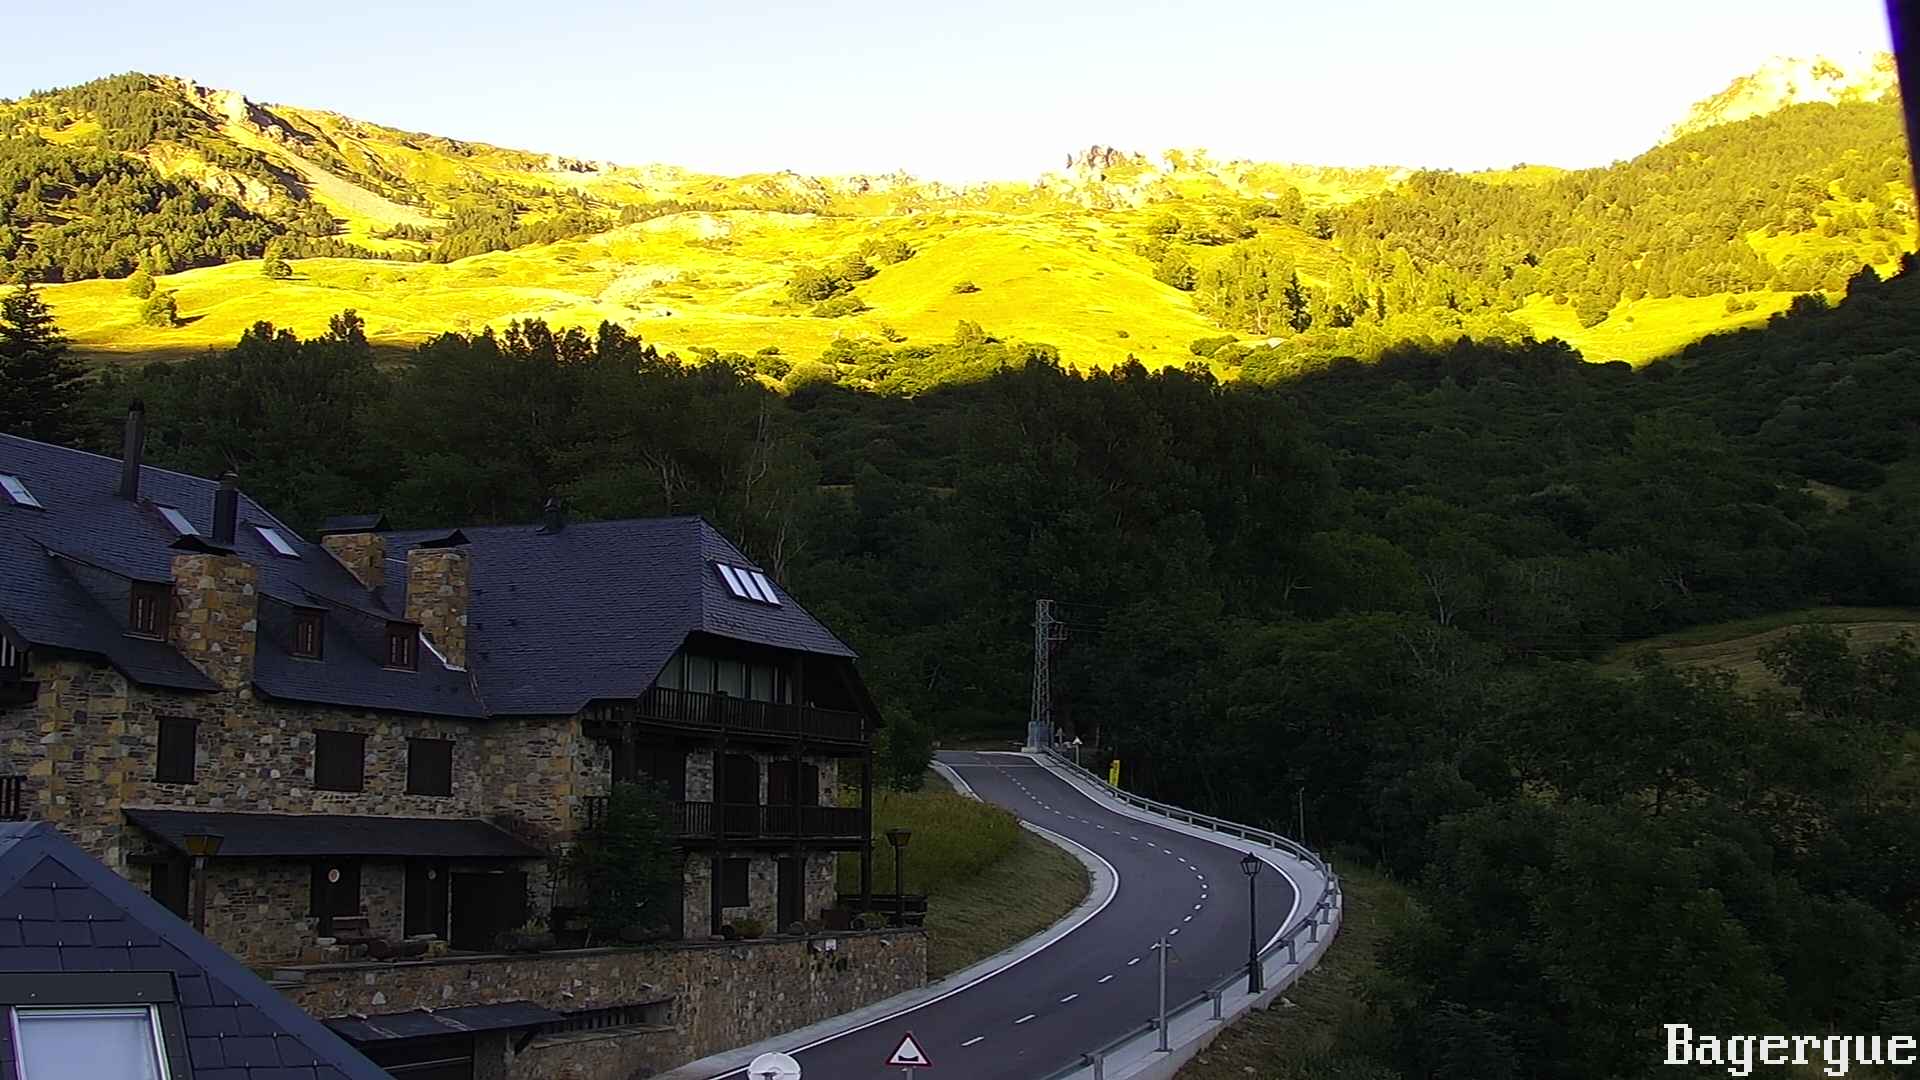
[0, 433, 867, 723]
[0, 821, 387, 1080]
[0, 433, 483, 718]
[124, 810, 542, 860]
[384, 516, 857, 716]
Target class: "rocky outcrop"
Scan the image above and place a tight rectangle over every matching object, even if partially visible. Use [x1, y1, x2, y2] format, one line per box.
[1666, 52, 1898, 142]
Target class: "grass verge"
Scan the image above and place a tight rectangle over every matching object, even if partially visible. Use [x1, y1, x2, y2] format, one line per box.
[839, 779, 1090, 978]
[1175, 864, 1412, 1080]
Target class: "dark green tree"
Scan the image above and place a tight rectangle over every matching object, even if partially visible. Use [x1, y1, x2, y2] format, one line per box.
[0, 283, 87, 442]
[568, 781, 678, 941]
[125, 268, 155, 299]
[138, 291, 179, 327]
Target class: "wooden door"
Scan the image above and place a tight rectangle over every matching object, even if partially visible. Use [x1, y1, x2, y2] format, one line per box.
[777, 857, 803, 930]
[404, 859, 449, 939]
[722, 754, 759, 835]
[449, 871, 526, 951]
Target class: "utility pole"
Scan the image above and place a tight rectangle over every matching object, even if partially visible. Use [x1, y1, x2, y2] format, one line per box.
[1028, 599, 1066, 750]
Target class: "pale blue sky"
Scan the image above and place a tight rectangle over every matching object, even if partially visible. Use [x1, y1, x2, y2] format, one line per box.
[6, 0, 1896, 181]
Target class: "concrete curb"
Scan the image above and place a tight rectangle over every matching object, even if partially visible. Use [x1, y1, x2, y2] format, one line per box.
[929, 758, 978, 799]
[655, 761, 1119, 1080]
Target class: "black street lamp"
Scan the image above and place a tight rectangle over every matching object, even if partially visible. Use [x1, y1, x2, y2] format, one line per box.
[182, 830, 224, 934]
[886, 827, 912, 927]
[1240, 850, 1263, 993]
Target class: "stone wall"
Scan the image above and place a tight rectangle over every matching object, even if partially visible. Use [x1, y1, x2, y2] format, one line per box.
[280, 929, 928, 1075]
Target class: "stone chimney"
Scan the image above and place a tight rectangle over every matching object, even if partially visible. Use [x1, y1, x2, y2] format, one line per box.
[170, 551, 258, 692]
[406, 547, 470, 670]
[321, 532, 386, 589]
[119, 400, 146, 500]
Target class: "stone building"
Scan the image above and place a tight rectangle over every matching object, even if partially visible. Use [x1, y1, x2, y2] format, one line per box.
[0, 408, 896, 1077]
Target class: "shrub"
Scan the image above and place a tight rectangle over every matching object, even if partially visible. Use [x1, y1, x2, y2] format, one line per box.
[788, 265, 848, 303]
[812, 294, 870, 318]
[125, 268, 154, 299]
[262, 255, 292, 280]
[879, 323, 906, 343]
[951, 280, 980, 294]
[1190, 334, 1237, 357]
[566, 781, 677, 942]
[138, 291, 178, 327]
[859, 237, 914, 265]
[832, 253, 876, 283]
[734, 917, 766, 939]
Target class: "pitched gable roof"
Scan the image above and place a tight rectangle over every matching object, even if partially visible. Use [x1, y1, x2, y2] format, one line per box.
[0, 434, 483, 717]
[0, 822, 387, 1080]
[384, 517, 856, 716]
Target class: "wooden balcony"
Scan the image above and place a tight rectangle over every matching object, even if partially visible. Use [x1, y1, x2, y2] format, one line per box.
[581, 798, 863, 843]
[588, 688, 867, 746]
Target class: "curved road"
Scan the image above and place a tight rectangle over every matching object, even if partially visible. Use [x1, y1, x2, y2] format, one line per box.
[719, 751, 1298, 1080]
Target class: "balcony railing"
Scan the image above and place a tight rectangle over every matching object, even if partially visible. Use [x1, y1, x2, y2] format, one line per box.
[0, 777, 24, 821]
[604, 687, 866, 744]
[580, 797, 862, 841]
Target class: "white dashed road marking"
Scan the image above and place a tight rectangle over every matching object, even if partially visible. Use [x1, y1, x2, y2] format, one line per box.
[962, 1036, 985, 1047]
[1060, 994, 1079, 1004]
[1098, 974, 1114, 984]
[1015, 1014, 1037, 1025]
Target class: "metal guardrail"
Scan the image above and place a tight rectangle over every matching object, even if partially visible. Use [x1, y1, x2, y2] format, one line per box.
[1033, 746, 1343, 1080]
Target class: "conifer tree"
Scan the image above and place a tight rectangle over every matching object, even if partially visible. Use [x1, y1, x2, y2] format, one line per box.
[0, 283, 87, 443]
[126, 268, 155, 299]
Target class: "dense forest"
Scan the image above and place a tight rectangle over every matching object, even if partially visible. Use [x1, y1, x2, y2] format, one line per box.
[6, 227, 1920, 1080]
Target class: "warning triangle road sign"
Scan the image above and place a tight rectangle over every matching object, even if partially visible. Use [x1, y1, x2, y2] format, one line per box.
[885, 1031, 933, 1068]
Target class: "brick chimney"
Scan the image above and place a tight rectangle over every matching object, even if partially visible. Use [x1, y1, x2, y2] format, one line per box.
[170, 551, 258, 692]
[322, 532, 386, 589]
[406, 547, 470, 670]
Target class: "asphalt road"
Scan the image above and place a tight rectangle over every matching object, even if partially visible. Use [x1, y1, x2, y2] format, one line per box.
[718, 751, 1299, 1080]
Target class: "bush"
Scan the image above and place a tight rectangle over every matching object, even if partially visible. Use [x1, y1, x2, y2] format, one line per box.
[1190, 334, 1238, 357]
[262, 255, 292, 280]
[566, 781, 677, 942]
[788, 265, 848, 303]
[838, 788, 1022, 898]
[879, 323, 906, 343]
[125, 268, 154, 299]
[833, 253, 876, 283]
[734, 917, 766, 939]
[859, 237, 914, 265]
[951, 280, 980, 294]
[138, 291, 178, 327]
[812, 294, 870, 318]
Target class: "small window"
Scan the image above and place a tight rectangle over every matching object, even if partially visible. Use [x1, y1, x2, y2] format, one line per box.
[128, 582, 169, 639]
[407, 738, 453, 797]
[15, 1006, 167, 1079]
[156, 505, 197, 536]
[715, 563, 781, 605]
[309, 859, 363, 920]
[292, 609, 324, 659]
[386, 622, 418, 670]
[154, 717, 196, 784]
[313, 729, 366, 792]
[0, 474, 42, 509]
[750, 571, 781, 606]
[719, 857, 750, 908]
[0, 634, 23, 678]
[256, 525, 300, 557]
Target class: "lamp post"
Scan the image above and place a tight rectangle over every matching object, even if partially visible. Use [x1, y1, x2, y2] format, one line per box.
[885, 827, 912, 927]
[1071, 736, 1083, 768]
[1240, 851, 1263, 994]
[182, 831, 224, 934]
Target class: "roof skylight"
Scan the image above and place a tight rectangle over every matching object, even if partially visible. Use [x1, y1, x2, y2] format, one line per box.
[716, 563, 782, 606]
[256, 526, 300, 558]
[0, 474, 41, 509]
[157, 506, 197, 536]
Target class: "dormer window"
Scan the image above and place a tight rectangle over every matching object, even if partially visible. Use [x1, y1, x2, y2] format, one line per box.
[129, 582, 169, 639]
[716, 563, 782, 606]
[156, 506, 197, 536]
[0, 474, 41, 509]
[293, 609, 324, 660]
[385, 622, 418, 671]
[257, 526, 300, 558]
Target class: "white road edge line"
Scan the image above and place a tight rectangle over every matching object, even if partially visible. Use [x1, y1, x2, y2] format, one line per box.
[703, 793, 1121, 1078]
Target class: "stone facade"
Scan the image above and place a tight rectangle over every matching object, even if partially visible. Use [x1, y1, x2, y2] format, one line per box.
[405, 547, 470, 670]
[319, 532, 385, 589]
[281, 929, 927, 1078]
